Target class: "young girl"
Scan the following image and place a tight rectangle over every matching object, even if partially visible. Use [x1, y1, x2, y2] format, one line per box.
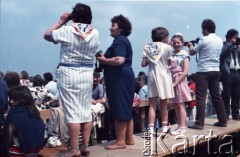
[141, 27, 175, 135]
[2, 86, 45, 156]
[169, 33, 192, 135]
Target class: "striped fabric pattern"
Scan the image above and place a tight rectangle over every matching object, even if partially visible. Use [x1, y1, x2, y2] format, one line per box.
[58, 67, 93, 123]
[52, 24, 99, 123]
[52, 25, 99, 65]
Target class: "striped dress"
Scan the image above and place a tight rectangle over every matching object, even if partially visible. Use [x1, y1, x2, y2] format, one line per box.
[51, 23, 99, 123]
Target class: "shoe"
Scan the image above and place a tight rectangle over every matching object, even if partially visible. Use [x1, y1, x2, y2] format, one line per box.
[188, 123, 203, 129]
[159, 126, 168, 133]
[170, 128, 186, 135]
[213, 122, 227, 127]
[79, 146, 90, 156]
[46, 136, 62, 147]
[158, 126, 169, 139]
[232, 116, 240, 121]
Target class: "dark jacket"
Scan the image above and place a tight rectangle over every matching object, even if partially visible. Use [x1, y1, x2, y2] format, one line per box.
[220, 42, 240, 78]
[3, 106, 45, 156]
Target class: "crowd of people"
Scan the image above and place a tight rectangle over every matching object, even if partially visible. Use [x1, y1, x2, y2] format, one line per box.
[0, 2, 240, 157]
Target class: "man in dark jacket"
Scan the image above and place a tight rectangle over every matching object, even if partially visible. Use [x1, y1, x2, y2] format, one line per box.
[220, 29, 240, 121]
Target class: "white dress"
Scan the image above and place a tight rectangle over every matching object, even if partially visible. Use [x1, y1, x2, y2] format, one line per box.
[52, 23, 99, 123]
[143, 42, 175, 99]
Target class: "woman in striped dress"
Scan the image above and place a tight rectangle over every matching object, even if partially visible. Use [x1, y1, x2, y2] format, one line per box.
[44, 3, 99, 157]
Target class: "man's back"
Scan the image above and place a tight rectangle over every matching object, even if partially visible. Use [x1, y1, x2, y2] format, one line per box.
[194, 33, 223, 72]
[45, 81, 59, 99]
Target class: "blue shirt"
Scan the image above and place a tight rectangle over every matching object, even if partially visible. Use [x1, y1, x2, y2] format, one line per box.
[194, 33, 223, 72]
[92, 83, 105, 100]
[45, 81, 59, 100]
[139, 85, 148, 99]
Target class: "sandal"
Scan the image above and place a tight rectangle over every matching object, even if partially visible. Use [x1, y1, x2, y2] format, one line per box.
[59, 147, 81, 157]
[79, 145, 90, 157]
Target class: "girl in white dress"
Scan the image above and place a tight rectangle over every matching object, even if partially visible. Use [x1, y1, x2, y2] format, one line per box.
[141, 27, 175, 135]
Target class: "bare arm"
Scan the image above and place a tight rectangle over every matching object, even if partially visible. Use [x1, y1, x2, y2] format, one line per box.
[44, 12, 71, 42]
[187, 42, 197, 56]
[141, 57, 148, 67]
[97, 54, 125, 66]
[92, 98, 107, 105]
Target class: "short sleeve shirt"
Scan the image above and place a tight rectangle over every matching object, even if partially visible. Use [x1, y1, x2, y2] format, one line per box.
[51, 26, 99, 65]
[171, 50, 190, 69]
[92, 84, 104, 100]
[193, 33, 223, 72]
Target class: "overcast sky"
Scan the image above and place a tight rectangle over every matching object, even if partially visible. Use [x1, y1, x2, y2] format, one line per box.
[1, 0, 240, 78]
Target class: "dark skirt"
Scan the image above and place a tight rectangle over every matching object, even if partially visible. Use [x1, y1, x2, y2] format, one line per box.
[105, 66, 135, 120]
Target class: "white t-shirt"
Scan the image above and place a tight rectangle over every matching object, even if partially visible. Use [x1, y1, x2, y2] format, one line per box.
[45, 81, 59, 100]
[194, 33, 223, 72]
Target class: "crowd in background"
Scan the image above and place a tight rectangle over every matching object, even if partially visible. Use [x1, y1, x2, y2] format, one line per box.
[0, 2, 240, 157]
[0, 67, 219, 153]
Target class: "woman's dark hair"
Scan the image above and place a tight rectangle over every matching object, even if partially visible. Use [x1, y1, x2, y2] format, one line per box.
[71, 3, 92, 24]
[111, 14, 132, 36]
[225, 29, 238, 41]
[138, 71, 146, 77]
[151, 27, 169, 42]
[0, 70, 4, 78]
[188, 73, 196, 82]
[8, 86, 40, 118]
[201, 19, 216, 33]
[33, 74, 44, 87]
[43, 72, 53, 81]
[4, 71, 20, 89]
[93, 72, 100, 78]
[171, 34, 184, 43]
[20, 70, 29, 79]
[138, 75, 148, 83]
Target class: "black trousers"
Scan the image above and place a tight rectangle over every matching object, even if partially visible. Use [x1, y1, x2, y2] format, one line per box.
[195, 71, 227, 126]
[221, 70, 240, 118]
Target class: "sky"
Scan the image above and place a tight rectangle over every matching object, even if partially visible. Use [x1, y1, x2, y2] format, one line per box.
[1, 0, 240, 78]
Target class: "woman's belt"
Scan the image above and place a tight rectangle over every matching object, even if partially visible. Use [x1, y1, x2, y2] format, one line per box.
[59, 63, 93, 68]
